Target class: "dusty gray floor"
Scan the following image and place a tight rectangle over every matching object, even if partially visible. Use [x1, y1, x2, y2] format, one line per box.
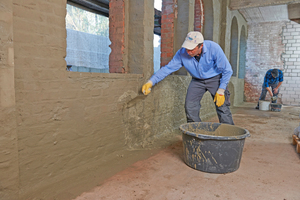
[73, 103, 300, 200]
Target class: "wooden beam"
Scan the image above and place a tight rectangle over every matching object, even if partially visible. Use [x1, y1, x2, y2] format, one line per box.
[288, 3, 300, 21]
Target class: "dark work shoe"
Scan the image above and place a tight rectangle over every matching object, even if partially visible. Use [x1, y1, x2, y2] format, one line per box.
[255, 106, 259, 109]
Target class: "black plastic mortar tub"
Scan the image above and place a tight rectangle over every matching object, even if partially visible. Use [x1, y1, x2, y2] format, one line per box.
[179, 122, 250, 174]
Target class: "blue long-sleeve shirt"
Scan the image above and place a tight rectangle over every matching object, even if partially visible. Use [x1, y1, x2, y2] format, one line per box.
[149, 40, 233, 90]
[263, 69, 283, 87]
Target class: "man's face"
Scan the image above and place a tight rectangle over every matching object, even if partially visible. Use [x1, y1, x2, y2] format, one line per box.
[186, 44, 203, 57]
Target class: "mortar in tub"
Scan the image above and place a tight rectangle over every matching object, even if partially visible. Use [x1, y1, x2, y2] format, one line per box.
[179, 122, 250, 174]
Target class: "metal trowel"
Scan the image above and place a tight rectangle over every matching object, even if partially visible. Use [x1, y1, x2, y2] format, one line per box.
[271, 96, 278, 101]
[126, 94, 147, 108]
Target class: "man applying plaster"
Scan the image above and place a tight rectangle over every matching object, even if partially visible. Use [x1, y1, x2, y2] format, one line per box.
[255, 69, 284, 109]
[142, 31, 234, 125]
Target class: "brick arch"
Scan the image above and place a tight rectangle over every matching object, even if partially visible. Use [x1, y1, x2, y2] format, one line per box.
[160, 0, 176, 67]
[230, 16, 238, 77]
[194, 0, 213, 41]
[194, 0, 204, 32]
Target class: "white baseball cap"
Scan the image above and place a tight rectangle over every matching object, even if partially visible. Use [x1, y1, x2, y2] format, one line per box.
[182, 31, 204, 50]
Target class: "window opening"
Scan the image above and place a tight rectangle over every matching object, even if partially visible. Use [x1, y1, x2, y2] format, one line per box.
[154, 0, 162, 73]
[65, 2, 110, 73]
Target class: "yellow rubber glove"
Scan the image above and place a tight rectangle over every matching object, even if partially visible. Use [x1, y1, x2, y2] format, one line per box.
[142, 81, 153, 95]
[214, 88, 225, 107]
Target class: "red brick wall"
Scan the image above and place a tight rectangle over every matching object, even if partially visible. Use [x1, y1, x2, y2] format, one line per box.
[161, 0, 176, 67]
[109, 0, 126, 73]
[194, 0, 204, 32]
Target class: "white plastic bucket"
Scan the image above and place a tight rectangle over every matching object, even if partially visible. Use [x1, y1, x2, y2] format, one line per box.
[259, 100, 270, 111]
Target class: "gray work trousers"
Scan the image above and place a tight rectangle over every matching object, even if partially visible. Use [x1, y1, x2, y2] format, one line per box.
[185, 75, 234, 125]
[257, 82, 280, 106]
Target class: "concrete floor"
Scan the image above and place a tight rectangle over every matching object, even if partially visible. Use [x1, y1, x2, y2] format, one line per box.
[73, 103, 300, 200]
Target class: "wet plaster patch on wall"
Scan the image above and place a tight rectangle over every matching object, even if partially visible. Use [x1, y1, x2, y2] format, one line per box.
[121, 76, 191, 150]
[119, 75, 222, 151]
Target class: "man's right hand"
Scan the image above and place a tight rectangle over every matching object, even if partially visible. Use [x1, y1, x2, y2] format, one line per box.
[142, 81, 153, 95]
[269, 91, 273, 97]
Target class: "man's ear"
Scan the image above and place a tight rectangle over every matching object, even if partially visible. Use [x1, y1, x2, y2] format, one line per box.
[199, 44, 203, 51]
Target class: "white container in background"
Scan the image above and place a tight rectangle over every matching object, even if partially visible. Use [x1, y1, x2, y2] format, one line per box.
[259, 100, 270, 111]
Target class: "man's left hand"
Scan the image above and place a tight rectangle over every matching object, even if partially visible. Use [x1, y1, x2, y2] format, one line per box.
[214, 88, 225, 107]
[274, 88, 278, 95]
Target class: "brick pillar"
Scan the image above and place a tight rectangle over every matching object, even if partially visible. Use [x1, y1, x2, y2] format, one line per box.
[161, 0, 176, 67]
[109, 0, 126, 73]
[219, 0, 228, 50]
[194, 0, 204, 32]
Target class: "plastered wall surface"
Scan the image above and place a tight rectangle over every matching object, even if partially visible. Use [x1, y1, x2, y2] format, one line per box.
[0, 0, 247, 199]
[0, 1, 19, 200]
[11, 0, 164, 199]
[212, 0, 221, 44]
[9, 0, 194, 199]
[175, 0, 195, 53]
[224, 9, 248, 106]
[128, 0, 154, 76]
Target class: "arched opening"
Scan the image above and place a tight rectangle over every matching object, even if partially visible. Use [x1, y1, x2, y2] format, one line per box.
[230, 17, 238, 77]
[238, 26, 246, 79]
[203, 0, 213, 41]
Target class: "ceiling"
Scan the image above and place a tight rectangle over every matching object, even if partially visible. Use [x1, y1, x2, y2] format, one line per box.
[66, 0, 298, 24]
[239, 4, 289, 23]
